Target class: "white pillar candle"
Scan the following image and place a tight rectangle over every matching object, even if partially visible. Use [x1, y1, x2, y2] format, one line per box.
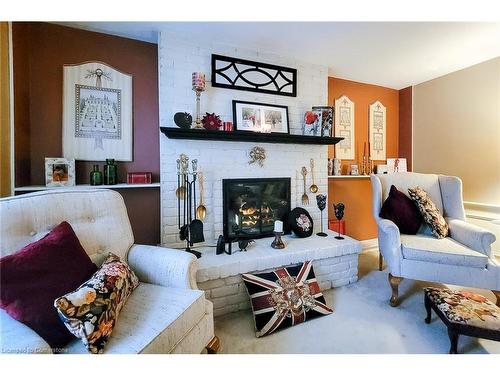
[274, 220, 283, 233]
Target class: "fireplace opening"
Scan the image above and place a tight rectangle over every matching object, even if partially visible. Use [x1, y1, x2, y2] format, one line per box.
[223, 178, 291, 240]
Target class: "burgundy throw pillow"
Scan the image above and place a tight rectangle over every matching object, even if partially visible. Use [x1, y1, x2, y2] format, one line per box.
[379, 185, 422, 235]
[0, 221, 98, 349]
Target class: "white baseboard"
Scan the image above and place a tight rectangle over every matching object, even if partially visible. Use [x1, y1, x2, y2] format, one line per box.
[360, 238, 378, 251]
[464, 201, 500, 222]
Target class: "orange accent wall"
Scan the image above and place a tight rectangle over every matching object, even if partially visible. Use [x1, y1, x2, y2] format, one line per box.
[327, 77, 400, 240]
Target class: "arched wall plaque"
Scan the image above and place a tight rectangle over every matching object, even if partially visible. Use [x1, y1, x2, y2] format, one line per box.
[63, 61, 133, 161]
[334, 95, 355, 160]
[211, 54, 297, 97]
[369, 100, 386, 161]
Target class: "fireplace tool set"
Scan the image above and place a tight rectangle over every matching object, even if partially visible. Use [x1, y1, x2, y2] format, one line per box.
[176, 154, 204, 258]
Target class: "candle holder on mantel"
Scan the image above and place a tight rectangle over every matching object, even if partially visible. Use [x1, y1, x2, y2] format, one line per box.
[271, 232, 285, 249]
[191, 72, 206, 129]
[271, 220, 286, 249]
[361, 141, 369, 175]
[316, 194, 328, 237]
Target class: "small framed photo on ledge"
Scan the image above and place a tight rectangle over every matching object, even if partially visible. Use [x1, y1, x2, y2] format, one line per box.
[387, 158, 407, 173]
[45, 157, 75, 187]
[232, 100, 289, 134]
[312, 106, 334, 137]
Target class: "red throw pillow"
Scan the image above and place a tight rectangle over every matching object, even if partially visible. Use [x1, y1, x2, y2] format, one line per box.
[379, 185, 422, 235]
[0, 221, 98, 349]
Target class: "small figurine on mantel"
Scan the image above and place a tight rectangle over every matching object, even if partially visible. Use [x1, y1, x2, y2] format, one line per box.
[333, 158, 342, 176]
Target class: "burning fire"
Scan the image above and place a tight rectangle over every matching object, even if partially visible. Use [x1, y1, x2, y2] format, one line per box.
[237, 203, 274, 227]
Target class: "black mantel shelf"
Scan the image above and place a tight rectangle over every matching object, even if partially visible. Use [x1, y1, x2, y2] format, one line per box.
[160, 127, 343, 145]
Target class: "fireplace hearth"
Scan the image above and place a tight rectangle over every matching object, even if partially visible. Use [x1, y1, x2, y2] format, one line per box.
[223, 178, 291, 240]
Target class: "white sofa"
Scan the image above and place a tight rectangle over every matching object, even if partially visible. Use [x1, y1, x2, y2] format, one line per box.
[370, 172, 500, 307]
[0, 189, 219, 354]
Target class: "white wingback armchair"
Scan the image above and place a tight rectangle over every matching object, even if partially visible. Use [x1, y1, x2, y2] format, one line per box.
[370, 172, 499, 307]
[0, 189, 219, 354]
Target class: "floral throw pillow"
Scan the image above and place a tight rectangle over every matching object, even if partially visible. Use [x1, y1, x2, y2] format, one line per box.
[408, 186, 449, 238]
[54, 253, 139, 353]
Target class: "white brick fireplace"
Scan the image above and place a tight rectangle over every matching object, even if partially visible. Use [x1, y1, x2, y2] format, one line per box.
[159, 30, 330, 247]
[158, 31, 363, 317]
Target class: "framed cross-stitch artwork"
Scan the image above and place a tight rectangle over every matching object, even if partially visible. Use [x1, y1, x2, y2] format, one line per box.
[62, 61, 133, 161]
[334, 95, 355, 159]
[369, 101, 386, 161]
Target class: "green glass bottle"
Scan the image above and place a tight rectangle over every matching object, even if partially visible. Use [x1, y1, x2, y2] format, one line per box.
[104, 159, 118, 185]
[90, 164, 103, 186]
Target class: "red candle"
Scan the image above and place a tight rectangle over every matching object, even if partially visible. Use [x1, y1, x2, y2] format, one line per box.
[368, 141, 371, 157]
[192, 72, 206, 91]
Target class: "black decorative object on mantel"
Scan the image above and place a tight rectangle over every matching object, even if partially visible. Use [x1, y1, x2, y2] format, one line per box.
[316, 194, 327, 237]
[174, 112, 192, 129]
[211, 54, 297, 97]
[333, 203, 345, 240]
[216, 235, 254, 255]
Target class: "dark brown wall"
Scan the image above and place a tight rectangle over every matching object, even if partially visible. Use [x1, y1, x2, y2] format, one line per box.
[12, 24, 31, 188]
[12, 22, 161, 245]
[398, 86, 413, 171]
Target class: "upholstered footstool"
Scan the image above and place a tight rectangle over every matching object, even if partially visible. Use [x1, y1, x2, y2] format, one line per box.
[424, 287, 500, 353]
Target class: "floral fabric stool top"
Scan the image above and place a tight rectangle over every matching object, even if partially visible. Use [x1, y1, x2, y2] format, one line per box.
[424, 287, 500, 354]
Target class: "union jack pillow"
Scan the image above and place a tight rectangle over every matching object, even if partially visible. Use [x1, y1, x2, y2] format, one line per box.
[242, 261, 333, 337]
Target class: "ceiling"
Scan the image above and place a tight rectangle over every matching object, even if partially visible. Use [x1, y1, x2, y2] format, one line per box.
[59, 22, 500, 89]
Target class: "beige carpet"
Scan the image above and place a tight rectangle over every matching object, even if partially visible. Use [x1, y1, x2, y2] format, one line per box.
[213, 249, 500, 354]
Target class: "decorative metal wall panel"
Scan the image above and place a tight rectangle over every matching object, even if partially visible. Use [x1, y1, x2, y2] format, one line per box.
[211, 54, 297, 97]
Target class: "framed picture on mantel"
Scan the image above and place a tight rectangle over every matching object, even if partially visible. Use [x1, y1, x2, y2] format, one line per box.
[232, 100, 289, 134]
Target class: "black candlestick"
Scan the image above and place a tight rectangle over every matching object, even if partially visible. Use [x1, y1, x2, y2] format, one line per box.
[333, 202, 345, 240]
[316, 194, 327, 237]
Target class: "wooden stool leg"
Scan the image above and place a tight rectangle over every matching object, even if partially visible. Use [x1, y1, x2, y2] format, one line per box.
[388, 273, 403, 307]
[424, 295, 432, 324]
[379, 251, 383, 271]
[447, 327, 459, 354]
[492, 290, 500, 307]
[206, 336, 220, 354]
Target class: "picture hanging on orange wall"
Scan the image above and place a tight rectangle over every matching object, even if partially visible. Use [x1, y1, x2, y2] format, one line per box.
[369, 101, 386, 160]
[334, 95, 355, 159]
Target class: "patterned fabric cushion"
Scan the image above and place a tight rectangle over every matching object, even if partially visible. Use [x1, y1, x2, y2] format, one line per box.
[54, 253, 139, 353]
[242, 261, 332, 337]
[408, 186, 449, 238]
[425, 287, 500, 331]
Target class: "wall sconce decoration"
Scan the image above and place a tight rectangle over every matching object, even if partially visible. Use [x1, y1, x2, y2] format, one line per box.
[248, 146, 266, 167]
[212, 54, 297, 97]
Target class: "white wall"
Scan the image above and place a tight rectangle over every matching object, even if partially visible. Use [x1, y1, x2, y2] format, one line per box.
[159, 31, 330, 247]
[413, 57, 500, 206]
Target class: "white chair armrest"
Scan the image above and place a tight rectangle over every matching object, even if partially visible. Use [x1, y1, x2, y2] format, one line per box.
[0, 310, 52, 354]
[127, 244, 198, 289]
[377, 219, 403, 275]
[447, 218, 496, 258]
